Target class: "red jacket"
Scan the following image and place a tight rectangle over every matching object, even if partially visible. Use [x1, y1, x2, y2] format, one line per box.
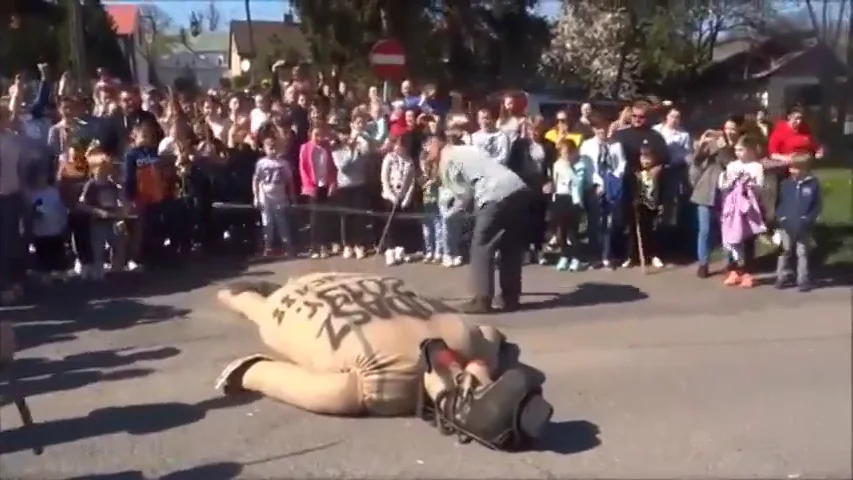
[298, 140, 337, 197]
[767, 120, 818, 156]
[388, 117, 409, 138]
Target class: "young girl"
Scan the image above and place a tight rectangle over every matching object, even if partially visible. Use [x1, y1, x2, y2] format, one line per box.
[718, 135, 767, 288]
[626, 143, 665, 269]
[27, 168, 68, 283]
[299, 127, 337, 258]
[550, 139, 587, 271]
[380, 135, 416, 266]
[420, 152, 444, 263]
[78, 153, 129, 279]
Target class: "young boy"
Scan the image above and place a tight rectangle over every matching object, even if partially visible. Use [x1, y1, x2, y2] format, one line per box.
[253, 135, 297, 256]
[79, 152, 130, 279]
[124, 122, 166, 269]
[774, 154, 821, 292]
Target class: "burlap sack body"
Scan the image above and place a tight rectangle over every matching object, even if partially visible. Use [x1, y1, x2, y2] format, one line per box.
[221, 272, 502, 416]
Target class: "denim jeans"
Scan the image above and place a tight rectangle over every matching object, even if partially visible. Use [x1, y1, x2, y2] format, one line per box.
[695, 204, 715, 265]
[90, 220, 127, 274]
[439, 204, 464, 257]
[421, 203, 445, 256]
[260, 201, 292, 251]
[587, 194, 620, 262]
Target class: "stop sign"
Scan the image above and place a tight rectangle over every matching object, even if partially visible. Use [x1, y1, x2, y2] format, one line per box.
[369, 39, 406, 80]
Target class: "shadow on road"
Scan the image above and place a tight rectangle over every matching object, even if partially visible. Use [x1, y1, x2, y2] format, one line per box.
[1, 347, 180, 404]
[533, 419, 602, 454]
[5, 299, 191, 352]
[520, 282, 649, 311]
[0, 394, 261, 455]
[63, 461, 245, 480]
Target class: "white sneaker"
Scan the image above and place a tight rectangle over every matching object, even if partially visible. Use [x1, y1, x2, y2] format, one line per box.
[354, 246, 366, 259]
[72, 260, 83, 276]
[620, 259, 632, 268]
[342, 246, 354, 259]
[451, 256, 463, 267]
[385, 249, 397, 266]
[423, 252, 433, 263]
[310, 251, 320, 259]
[394, 246, 405, 262]
[126, 260, 140, 272]
[651, 257, 665, 268]
[442, 255, 453, 267]
[602, 259, 612, 269]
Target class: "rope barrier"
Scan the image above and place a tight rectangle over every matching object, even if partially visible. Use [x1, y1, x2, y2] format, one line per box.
[212, 202, 472, 220]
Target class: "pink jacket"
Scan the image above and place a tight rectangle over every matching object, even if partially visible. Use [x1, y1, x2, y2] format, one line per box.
[298, 141, 337, 197]
[721, 179, 766, 248]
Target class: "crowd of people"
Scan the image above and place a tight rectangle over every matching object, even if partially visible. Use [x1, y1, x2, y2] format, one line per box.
[0, 61, 825, 306]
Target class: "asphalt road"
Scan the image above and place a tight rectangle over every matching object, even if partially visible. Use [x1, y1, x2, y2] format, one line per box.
[1, 257, 851, 479]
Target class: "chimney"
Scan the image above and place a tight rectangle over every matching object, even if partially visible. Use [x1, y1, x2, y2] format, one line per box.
[283, 13, 294, 24]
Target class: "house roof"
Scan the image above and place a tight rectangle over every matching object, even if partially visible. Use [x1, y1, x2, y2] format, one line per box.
[229, 20, 310, 59]
[105, 4, 139, 36]
[172, 32, 230, 54]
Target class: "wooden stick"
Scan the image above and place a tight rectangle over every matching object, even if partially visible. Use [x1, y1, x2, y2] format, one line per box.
[634, 203, 647, 275]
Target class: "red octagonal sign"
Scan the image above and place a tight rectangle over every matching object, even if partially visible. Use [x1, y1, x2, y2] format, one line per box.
[369, 39, 406, 81]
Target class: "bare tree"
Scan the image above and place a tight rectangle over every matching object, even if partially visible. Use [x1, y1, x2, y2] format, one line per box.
[139, 4, 179, 85]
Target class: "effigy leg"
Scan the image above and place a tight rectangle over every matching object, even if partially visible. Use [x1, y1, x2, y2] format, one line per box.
[216, 354, 363, 416]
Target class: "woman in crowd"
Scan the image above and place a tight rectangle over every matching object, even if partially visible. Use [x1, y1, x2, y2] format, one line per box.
[518, 116, 556, 264]
[497, 92, 526, 143]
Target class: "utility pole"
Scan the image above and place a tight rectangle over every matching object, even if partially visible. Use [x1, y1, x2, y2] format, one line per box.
[67, 0, 88, 90]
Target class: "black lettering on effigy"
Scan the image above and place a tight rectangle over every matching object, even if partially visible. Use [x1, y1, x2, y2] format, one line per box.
[314, 277, 437, 350]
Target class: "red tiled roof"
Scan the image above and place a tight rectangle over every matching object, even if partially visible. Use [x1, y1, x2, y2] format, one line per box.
[105, 4, 139, 36]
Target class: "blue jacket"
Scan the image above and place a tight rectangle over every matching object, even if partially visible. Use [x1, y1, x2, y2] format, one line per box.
[776, 175, 822, 239]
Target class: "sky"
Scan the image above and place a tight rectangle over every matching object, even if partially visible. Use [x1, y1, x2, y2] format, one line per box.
[103, 0, 563, 32]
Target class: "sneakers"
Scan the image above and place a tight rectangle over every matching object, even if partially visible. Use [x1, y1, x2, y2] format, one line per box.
[423, 252, 434, 263]
[555, 257, 569, 271]
[342, 246, 354, 259]
[723, 271, 741, 286]
[442, 255, 463, 268]
[651, 257, 665, 268]
[385, 249, 398, 266]
[353, 246, 366, 259]
[724, 271, 755, 288]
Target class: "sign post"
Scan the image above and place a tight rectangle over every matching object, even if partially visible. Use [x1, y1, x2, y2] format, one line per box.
[369, 39, 406, 103]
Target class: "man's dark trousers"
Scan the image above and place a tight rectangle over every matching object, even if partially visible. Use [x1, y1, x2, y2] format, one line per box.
[469, 189, 532, 302]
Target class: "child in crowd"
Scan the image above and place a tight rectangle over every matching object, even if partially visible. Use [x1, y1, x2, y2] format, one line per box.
[27, 168, 68, 283]
[627, 143, 665, 269]
[775, 154, 821, 291]
[299, 127, 337, 258]
[78, 152, 130, 279]
[57, 138, 94, 277]
[380, 135, 416, 266]
[550, 139, 588, 271]
[719, 135, 767, 288]
[124, 122, 167, 269]
[438, 184, 465, 267]
[253, 135, 297, 257]
[420, 152, 444, 263]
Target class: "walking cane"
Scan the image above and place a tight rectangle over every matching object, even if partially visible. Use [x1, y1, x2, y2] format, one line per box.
[375, 200, 399, 256]
[633, 202, 648, 275]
